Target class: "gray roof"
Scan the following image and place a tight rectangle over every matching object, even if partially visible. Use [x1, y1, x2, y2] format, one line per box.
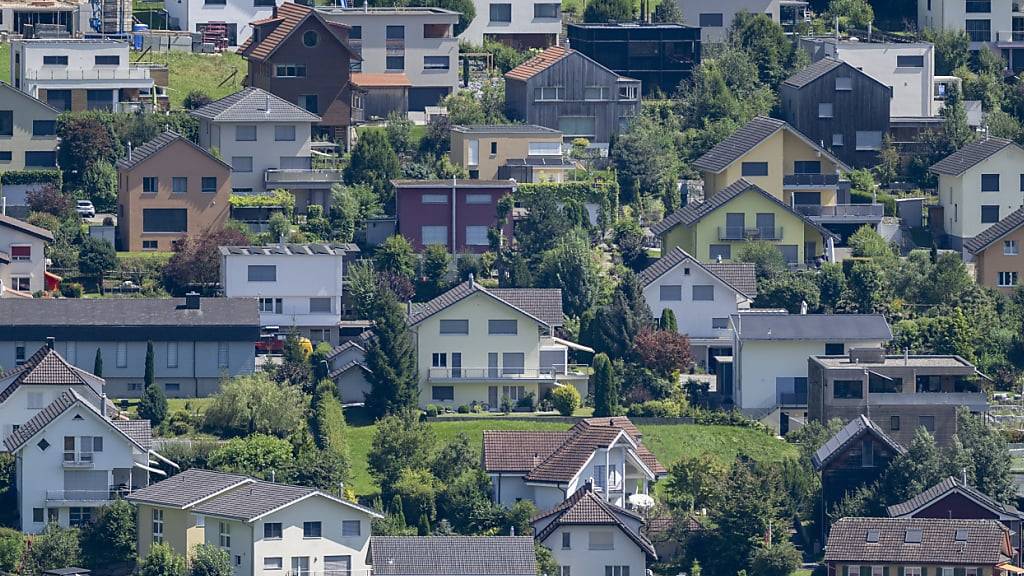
[638, 247, 756, 298]
[812, 415, 905, 470]
[111, 420, 153, 450]
[782, 57, 845, 88]
[824, 517, 1011, 565]
[0, 345, 105, 405]
[219, 243, 358, 256]
[0, 213, 54, 241]
[887, 476, 1024, 519]
[116, 130, 230, 171]
[408, 281, 563, 327]
[452, 124, 561, 135]
[533, 485, 656, 558]
[965, 205, 1024, 254]
[693, 116, 787, 173]
[0, 298, 260, 341]
[190, 88, 321, 123]
[189, 476, 382, 521]
[328, 358, 371, 379]
[930, 138, 1018, 176]
[370, 536, 537, 576]
[4, 388, 149, 453]
[126, 468, 253, 508]
[733, 312, 892, 341]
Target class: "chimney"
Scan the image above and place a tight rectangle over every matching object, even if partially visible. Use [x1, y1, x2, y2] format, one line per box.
[468, 272, 475, 284]
[716, 254, 722, 263]
[101, 393, 107, 417]
[270, 470, 276, 483]
[185, 291, 201, 310]
[904, 347, 909, 365]
[45, 336, 55, 350]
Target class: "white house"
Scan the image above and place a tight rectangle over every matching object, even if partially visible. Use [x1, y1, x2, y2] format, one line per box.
[127, 468, 383, 576]
[532, 485, 656, 576]
[677, 0, 807, 43]
[458, 0, 561, 50]
[638, 247, 756, 373]
[370, 536, 537, 576]
[918, 0, 1024, 72]
[482, 417, 667, 511]
[164, 0, 284, 47]
[219, 243, 359, 346]
[0, 213, 53, 296]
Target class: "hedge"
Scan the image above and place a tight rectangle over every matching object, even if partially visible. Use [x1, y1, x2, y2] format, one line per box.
[228, 189, 295, 211]
[516, 180, 619, 229]
[1, 169, 62, 187]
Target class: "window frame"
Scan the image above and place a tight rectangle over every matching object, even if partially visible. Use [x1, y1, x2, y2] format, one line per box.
[302, 521, 322, 539]
[692, 285, 714, 301]
[489, 2, 512, 22]
[741, 162, 769, 177]
[263, 522, 283, 540]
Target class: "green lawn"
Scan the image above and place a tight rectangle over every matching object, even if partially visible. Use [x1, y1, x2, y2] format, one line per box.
[115, 397, 213, 418]
[136, 51, 247, 109]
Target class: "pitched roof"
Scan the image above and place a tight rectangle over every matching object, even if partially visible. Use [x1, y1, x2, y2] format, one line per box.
[693, 116, 850, 174]
[782, 57, 846, 88]
[887, 476, 1024, 519]
[190, 87, 321, 123]
[638, 247, 756, 298]
[116, 130, 230, 171]
[452, 124, 562, 135]
[0, 345, 104, 405]
[505, 45, 571, 81]
[482, 430, 570, 472]
[242, 2, 352, 62]
[408, 281, 563, 327]
[0, 81, 60, 115]
[930, 138, 1018, 176]
[733, 312, 892, 342]
[965, 205, 1024, 254]
[126, 468, 253, 508]
[533, 485, 656, 558]
[112, 419, 153, 450]
[371, 536, 537, 576]
[824, 517, 1011, 565]
[3, 389, 149, 453]
[219, 243, 355, 256]
[190, 479, 316, 520]
[649, 179, 839, 240]
[328, 358, 371, 379]
[350, 72, 412, 87]
[812, 415, 906, 470]
[0, 213, 54, 242]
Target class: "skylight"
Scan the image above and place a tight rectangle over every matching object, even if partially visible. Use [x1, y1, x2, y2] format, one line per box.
[865, 530, 880, 543]
[955, 529, 969, 542]
[905, 529, 923, 544]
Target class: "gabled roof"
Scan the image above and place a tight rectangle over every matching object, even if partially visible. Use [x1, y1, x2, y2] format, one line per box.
[824, 517, 1011, 565]
[733, 312, 892, 342]
[812, 415, 905, 470]
[190, 477, 382, 521]
[693, 116, 850, 174]
[887, 476, 1024, 519]
[241, 2, 353, 63]
[0, 213, 54, 242]
[533, 485, 656, 558]
[0, 81, 60, 115]
[452, 124, 562, 135]
[370, 536, 537, 576]
[3, 388, 150, 453]
[408, 281, 563, 328]
[638, 247, 756, 298]
[782, 57, 846, 88]
[190, 87, 321, 123]
[965, 206, 1024, 254]
[649, 179, 839, 240]
[0, 345, 104, 405]
[116, 130, 231, 171]
[126, 468, 253, 508]
[328, 358, 371, 379]
[930, 138, 1020, 176]
[505, 46, 571, 81]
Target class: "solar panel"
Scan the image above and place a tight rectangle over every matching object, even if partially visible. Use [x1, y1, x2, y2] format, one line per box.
[905, 529, 923, 543]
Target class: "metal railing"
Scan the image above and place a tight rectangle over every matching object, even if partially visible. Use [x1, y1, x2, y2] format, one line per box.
[46, 487, 129, 502]
[793, 204, 884, 218]
[997, 30, 1024, 42]
[265, 169, 344, 185]
[25, 67, 157, 81]
[717, 227, 783, 241]
[782, 173, 840, 187]
[427, 364, 588, 381]
[62, 452, 94, 467]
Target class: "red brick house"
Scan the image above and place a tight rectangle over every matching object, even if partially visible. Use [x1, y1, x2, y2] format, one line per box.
[393, 179, 514, 254]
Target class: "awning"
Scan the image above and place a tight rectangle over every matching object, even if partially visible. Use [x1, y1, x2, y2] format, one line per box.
[150, 449, 180, 469]
[998, 564, 1024, 574]
[134, 461, 167, 476]
[552, 337, 595, 353]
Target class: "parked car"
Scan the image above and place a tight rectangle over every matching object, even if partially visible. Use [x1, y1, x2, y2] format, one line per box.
[76, 200, 96, 218]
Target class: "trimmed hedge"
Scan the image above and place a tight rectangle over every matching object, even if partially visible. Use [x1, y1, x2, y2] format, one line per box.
[1, 169, 62, 187]
[228, 189, 295, 211]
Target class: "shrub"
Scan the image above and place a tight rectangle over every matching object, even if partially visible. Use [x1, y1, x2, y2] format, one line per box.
[550, 385, 581, 416]
[0, 527, 24, 573]
[60, 282, 84, 298]
[189, 543, 232, 576]
[425, 404, 439, 417]
[626, 399, 682, 418]
[457, 404, 470, 414]
[516, 392, 535, 410]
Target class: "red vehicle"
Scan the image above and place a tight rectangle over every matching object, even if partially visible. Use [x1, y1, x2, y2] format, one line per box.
[256, 327, 285, 355]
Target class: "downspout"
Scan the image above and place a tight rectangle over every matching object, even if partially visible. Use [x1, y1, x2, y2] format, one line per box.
[451, 177, 457, 268]
[193, 340, 198, 397]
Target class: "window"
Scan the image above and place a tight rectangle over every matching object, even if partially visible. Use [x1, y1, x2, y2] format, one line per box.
[386, 25, 405, 39]
[235, 125, 257, 141]
[172, 177, 188, 194]
[869, 372, 902, 393]
[833, 379, 863, 399]
[698, 12, 723, 26]
[95, 55, 119, 65]
[560, 568, 571, 576]
[275, 64, 306, 78]
[440, 320, 469, 335]
[825, 343, 844, 355]
[342, 520, 361, 536]
[534, 2, 558, 17]
[966, 19, 991, 42]
[502, 353, 525, 375]
[432, 386, 454, 401]
[27, 392, 44, 409]
[248, 265, 277, 282]
[200, 177, 217, 193]
[490, 141, 498, 155]
[264, 522, 282, 539]
[855, 131, 883, 151]
[919, 415, 935, 432]
[0, 111, 11, 137]
[589, 531, 614, 550]
[536, 86, 564, 101]
[32, 120, 56, 136]
[423, 56, 450, 70]
[818, 103, 834, 118]
[264, 558, 283, 570]
[741, 162, 769, 177]
[11, 276, 30, 291]
[692, 285, 714, 301]
[25, 151, 56, 167]
[1020, 173, 1024, 192]
[660, 285, 682, 301]
[142, 240, 158, 251]
[422, 226, 448, 245]
[712, 317, 729, 329]
[143, 177, 158, 193]
[165, 383, 180, 392]
[302, 30, 318, 47]
[999, 271, 1019, 286]
[303, 521, 322, 538]
[219, 522, 231, 548]
[70, 507, 91, 527]
[218, 342, 229, 368]
[981, 173, 1000, 191]
[618, 85, 639, 100]
[292, 557, 310, 576]
[1005, 240, 1019, 255]
[386, 56, 405, 70]
[167, 342, 178, 368]
[528, 142, 561, 156]
[966, 0, 991, 11]
[466, 193, 492, 204]
[896, 55, 925, 68]
[982, 205, 1000, 223]
[605, 567, 629, 576]
[891, 415, 901, 431]
[43, 55, 68, 65]
[275, 125, 295, 141]
[832, 133, 844, 146]
[794, 161, 821, 174]
[10, 245, 31, 261]
[153, 509, 164, 543]
[835, 77, 852, 91]
[259, 298, 283, 313]
[33, 508, 44, 523]
[904, 569, 921, 576]
[350, 25, 364, 39]
[0, 151, 10, 162]
[709, 244, 731, 260]
[489, 319, 518, 335]
[466, 225, 489, 246]
[489, 3, 512, 21]
[432, 353, 447, 368]
[562, 532, 571, 549]
[422, 193, 448, 204]
[310, 298, 332, 313]
[941, 569, 954, 576]
[37, 438, 49, 451]
[558, 116, 595, 136]
[117, 342, 127, 368]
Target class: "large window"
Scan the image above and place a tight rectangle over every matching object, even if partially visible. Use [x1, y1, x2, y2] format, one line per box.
[342, 520, 361, 536]
[584, 86, 610, 101]
[275, 64, 306, 78]
[25, 151, 56, 167]
[558, 116, 595, 137]
[794, 161, 821, 174]
[966, 0, 991, 12]
[275, 125, 295, 141]
[966, 19, 991, 42]
[489, 3, 512, 22]
[698, 13, 723, 26]
[466, 225, 489, 246]
[999, 271, 1019, 287]
[488, 319, 518, 335]
[32, 120, 56, 136]
[868, 373, 903, 393]
[231, 157, 253, 173]
[981, 205, 1000, 223]
[10, 245, 31, 261]
[818, 103, 834, 118]
[95, 55, 120, 65]
[247, 265, 277, 282]
[172, 177, 188, 194]
[589, 531, 614, 550]
[981, 173, 1000, 191]
[659, 285, 682, 301]
[386, 56, 405, 71]
[202, 177, 217, 193]
[855, 131, 883, 151]
[833, 379, 863, 399]
[439, 319, 469, 334]
[422, 226, 448, 245]
[432, 386, 455, 401]
[142, 208, 187, 233]
[86, 90, 113, 111]
[386, 25, 405, 39]
[896, 55, 925, 68]
[43, 55, 68, 65]
[235, 125, 257, 141]
[692, 285, 714, 301]
[536, 86, 564, 101]
[423, 56, 450, 70]
[303, 521, 322, 538]
[309, 298, 332, 313]
[534, 3, 559, 17]
[741, 162, 769, 177]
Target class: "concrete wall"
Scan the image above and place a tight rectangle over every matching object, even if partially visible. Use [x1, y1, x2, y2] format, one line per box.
[835, 43, 935, 118]
[459, 0, 561, 48]
[676, 0, 777, 43]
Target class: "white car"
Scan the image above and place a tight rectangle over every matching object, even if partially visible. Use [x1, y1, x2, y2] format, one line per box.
[76, 200, 95, 218]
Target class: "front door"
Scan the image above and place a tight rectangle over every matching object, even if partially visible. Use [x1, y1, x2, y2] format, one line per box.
[451, 353, 462, 378]
[292, 557, 310, 576]
[488, 386, 498, 409]
[324, 555, 351, 576]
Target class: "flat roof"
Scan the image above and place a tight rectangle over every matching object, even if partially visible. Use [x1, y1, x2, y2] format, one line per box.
[15, 38, 126, 45]
[812, 355, 975, 370]
[568, 21, 697, 29]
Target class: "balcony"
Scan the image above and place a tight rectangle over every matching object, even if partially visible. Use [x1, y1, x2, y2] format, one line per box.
[996, 30, 1024, 45]
[25, 65, 161, 82]
[45, 487, 127, 505]
[718, 227, 783, 241]
[62, 452, 94, 468]
[793, 203, 884, 223]
[265, 169, 344, 189]
[427, 365, 589, 382]
[782, 173, 840, 188]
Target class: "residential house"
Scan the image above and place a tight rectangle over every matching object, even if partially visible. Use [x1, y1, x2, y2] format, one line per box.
[164, 0, 284, 46]
[326, 330, 373, 404]
[0, 81, 59, 173]
[240, 2, 358, 140]
[0, 213, 53, 295]
[931, 137, 1024, 251]
[11, 39, 168, 112]
[727, 312, 893, 431]
[116, 130, 231, 253]
[348, 73, 409, 121]
[824, 517, 1017, 576]
[370, 536, 537, 576]
[394, 179, 514, 253]
[219, 243, 359, 345]
[504, 46, 642, 150]
[638, 247, 756, 372]
[127, 468, 383, 576]
[780, 58, 892, 169]
[458, 0, 561, 49]
[807, 348, 989, 448]
[191, 87, 342, 211]
[812, 416, 906, 537]
[317, 6, 459, 112]
[409, 280, 589, 409]
[966, 206, 1024, 293]
[919, 0, 1024, 73]
[483, 417, 667, 510]
[449, 125, 568, 182]
[691, 115, 882, 239]
[0, 0, 93, 35]
[532, 484, 656, 576]
[677, 0, 808, 43]
[566, 23, 701, 97]
[649, 179, 840, 268]
[0, 296, 259, 398]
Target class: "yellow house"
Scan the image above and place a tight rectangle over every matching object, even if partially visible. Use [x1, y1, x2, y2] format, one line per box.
[449, 124, 571, 182]
[650, 179, 839, 266]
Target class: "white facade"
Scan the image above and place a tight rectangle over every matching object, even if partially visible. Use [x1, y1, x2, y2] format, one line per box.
[197, 119, 314, 195]
[458, 0, 562, 48]
[919, 0, 1020, 53]
[0, 217, 50, 295]
[164, 0, 284, 46]
[677, 0, 777, 43]
[0, 381, 100, 441]
[537, 523, 647, 576]
[936, 143, 1024, 249]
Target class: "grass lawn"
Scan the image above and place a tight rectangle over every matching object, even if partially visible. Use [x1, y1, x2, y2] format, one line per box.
[115, 397, 213, 418]
[136, 51, 247, 109]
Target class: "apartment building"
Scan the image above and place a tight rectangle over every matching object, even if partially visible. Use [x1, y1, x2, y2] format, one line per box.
[677, 0, 807, 43]
[164, 0, 284, 46]
[0, 213, 53, 295]
[0, 81, 59, 172]
[919, 0, 1024, 72]
[219, 243, 359, 345]
[11, 39, 168, 112]
[459, 0, 561, 49]
[449, 124, 567, 182]
[317, 6, 459, 111]
[394, 179, 514, 254]
[116, 130, 232, 252]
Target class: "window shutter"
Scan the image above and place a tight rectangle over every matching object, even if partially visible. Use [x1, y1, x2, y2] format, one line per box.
[842, 567, 848, 576]
[861, 567, 870, 576]
[954, 569, 965, 576]
[883, 568, 889, 576]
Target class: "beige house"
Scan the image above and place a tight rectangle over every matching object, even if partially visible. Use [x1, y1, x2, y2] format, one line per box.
[0, 213, 53, 295]
[0, 82, 59, 173]
[966, 206, 1024, 293]
[116, 130, 231, 252]
[931, 137, 1024, 251]
[450, 124, 570, 182]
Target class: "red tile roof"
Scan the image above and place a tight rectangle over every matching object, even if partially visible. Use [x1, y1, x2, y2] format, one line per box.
[505, 46, 570, 81]
[242, 2, 352, 63]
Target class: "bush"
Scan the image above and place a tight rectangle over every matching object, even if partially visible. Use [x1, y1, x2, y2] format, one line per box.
[457, 404, 470, 414]
[202, 373, 307, 438]
[60, 282, 84, 298]
[425, 404, 440, 417]
[550, 385, 581, 416]
[189, 543, 231, 576]
[516, 392, 535, 410]
[626, 399, 682, 418]
[0, 527, 24, 573]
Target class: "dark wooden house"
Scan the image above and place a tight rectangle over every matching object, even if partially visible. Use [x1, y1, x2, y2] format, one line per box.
[504, 46, 641, 147]
[780, 58, 891, 169]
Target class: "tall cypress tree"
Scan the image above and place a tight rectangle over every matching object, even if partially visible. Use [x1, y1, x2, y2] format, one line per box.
[364, 289, 418, 418]
[659, 308, 678, 332]
[144, 341, 154, 389]
[591, 353, 619, 417]
[93, 348, 103, 377]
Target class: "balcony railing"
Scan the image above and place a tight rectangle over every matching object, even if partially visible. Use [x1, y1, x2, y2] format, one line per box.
[46, 487, 128, 502]
[25, 66, 158, 81]
[718, 227, 783, 241]
[427, 364, 588, 381]
[284, 570, 373, 576]
[265, 169, 344, 187]
[793, 203, 884, 219]
[777, 391, 808, 406]
[997, 30, 1024, 43]
[783, 173, 840, 188]
[62, 452, 94, 467]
